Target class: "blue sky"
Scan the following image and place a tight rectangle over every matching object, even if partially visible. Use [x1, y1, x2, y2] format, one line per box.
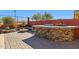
[0, 10, 74, 20]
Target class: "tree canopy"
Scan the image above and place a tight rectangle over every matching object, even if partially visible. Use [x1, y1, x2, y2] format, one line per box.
[42, 12, 53, 20]
[32, 13, 42, 20]
[1, 16, 16, 24]
[32, 12, 53, 20]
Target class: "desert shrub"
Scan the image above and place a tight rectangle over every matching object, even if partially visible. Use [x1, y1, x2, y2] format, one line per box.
[1, 16, 16, 24]
[1, 16, 16, 29]
[9, 24, 17, 29]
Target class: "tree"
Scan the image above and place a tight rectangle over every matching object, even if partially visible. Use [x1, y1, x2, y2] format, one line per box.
[1, 16, 16, 29]
[1, 16, 16, 25]
[32, 13, 42, 20]
[42, 12, 53, 20]
[32, 12, 53, 20]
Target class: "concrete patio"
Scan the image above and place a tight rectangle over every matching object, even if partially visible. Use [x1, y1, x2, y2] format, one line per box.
[0, 32, 79, 49]
[0, 34, 5, 49]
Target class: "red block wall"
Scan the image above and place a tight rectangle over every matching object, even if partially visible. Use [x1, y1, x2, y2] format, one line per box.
[29, 19, 79, 39]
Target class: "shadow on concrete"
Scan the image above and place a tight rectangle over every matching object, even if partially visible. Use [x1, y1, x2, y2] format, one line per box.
[23, 35, 79, 49]
[22, 35, 55, 49]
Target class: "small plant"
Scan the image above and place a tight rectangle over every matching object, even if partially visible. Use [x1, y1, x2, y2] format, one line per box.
[21, 20, 26, 28]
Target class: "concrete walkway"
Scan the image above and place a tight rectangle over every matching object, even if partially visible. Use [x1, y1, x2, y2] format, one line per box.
[4, 32, 33, 49]
[0, 34, 4, 49]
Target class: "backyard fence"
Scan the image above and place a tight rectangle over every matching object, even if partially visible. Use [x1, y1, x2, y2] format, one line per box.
[29, 19, 79, 26]
[29, 19, 79, 39]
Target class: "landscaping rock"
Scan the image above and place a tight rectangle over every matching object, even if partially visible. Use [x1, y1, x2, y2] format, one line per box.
[34, 27, 75, 41]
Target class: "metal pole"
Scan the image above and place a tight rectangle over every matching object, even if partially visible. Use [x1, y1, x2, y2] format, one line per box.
[27, 17, 30, 26]
[14, 10, 18, 28]
[14, 10, 16, 19]
[14, 10, 18, 22]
